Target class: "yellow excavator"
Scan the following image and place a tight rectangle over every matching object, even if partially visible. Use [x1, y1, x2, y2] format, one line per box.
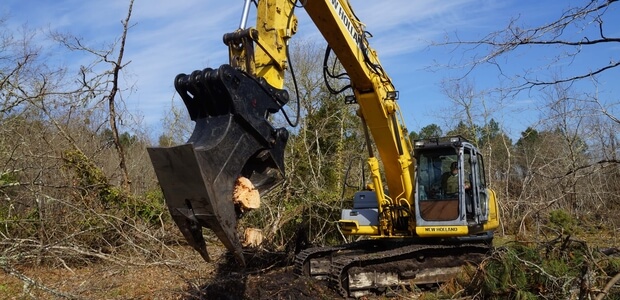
[147, 0, 500, 297]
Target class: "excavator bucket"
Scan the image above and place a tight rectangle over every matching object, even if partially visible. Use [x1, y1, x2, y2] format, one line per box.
[147, 64, 289, 266]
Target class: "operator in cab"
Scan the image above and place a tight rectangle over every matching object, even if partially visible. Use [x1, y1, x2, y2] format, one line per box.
[441, 162, 470, 197]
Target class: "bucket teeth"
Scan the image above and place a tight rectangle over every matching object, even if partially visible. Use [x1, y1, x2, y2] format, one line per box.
[148, 64, 289, 266]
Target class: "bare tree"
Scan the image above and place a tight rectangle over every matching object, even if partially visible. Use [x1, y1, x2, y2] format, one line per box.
[159, 98, 192, 146]
[51, 0, 136, 192]
[440, 78, 480, 142]
[443, 0, 619, 90]
[106, 0, 135, 192]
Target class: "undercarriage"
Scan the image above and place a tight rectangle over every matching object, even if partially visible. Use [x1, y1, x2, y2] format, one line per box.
[294, 239, 490, 298]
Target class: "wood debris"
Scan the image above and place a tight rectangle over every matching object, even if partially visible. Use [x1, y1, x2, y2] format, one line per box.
[233, 176, 260, 211]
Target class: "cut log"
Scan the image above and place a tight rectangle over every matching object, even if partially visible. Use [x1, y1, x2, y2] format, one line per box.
[233, 176, 260, 210]
[243, 228, 263, 248]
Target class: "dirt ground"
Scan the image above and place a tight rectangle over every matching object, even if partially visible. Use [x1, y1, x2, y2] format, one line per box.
[0, 243, 389, 300]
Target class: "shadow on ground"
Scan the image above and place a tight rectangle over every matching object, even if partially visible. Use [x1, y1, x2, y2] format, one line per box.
[182, 248, 340, 300]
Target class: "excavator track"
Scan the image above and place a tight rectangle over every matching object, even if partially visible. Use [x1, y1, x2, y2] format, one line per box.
[294, 240, 377, 278]
[295, 241, 490, 298]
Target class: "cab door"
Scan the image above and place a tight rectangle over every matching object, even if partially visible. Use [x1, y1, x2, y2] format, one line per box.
[464, 145, 489, 223]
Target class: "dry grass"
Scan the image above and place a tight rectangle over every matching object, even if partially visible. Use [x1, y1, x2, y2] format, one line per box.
[0, 245, 226, 300]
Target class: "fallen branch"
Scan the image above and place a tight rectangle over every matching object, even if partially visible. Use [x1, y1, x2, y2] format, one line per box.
[596, 273, 620, 300]
[0, 260, 83, 300]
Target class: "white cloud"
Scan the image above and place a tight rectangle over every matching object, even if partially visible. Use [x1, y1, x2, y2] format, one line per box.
[8, 0, 567, 140]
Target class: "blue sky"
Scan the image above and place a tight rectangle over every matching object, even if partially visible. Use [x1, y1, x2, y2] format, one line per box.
[3, 0, 618, 142]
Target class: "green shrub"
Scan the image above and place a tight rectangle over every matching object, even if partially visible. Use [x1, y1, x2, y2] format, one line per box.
[129, 189, 168, 225]
[0, 170, 19, 186]
[549, 209, 576, 234]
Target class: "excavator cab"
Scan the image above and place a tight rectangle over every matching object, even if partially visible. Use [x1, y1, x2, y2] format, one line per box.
[413, 136, 498, 239]
[338, 136, 498, 240]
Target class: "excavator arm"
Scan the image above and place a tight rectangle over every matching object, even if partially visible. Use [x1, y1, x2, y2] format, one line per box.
[148, 0, 416, 264]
